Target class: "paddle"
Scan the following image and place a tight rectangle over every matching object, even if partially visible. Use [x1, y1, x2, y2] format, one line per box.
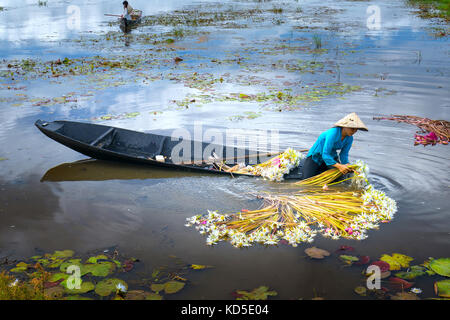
[104, 14, 122, 17]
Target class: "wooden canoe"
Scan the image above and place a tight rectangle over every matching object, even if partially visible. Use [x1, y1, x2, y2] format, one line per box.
[120, 9, 142, 32]
[35, 120, 305, 179]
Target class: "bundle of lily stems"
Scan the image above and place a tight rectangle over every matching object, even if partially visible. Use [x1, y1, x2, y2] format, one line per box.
[374, 115, 450, 146]
[186, 158, 397, 248]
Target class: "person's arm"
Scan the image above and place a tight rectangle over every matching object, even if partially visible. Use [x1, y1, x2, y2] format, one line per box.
[322, 129, 338, 166]
[322, 129, 352, 174]
[339, 136, 353, 165]
[331, 136, 353, 174]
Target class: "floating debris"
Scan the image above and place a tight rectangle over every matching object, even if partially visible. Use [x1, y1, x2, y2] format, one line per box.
[305, 247, 330, 259]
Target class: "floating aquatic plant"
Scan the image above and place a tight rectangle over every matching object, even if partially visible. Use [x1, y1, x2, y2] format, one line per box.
[374, 115, 450, 146]
[186, 161, 398, 248]
[233, 286, 277, 300]
[296, 159, 369, 188]
[233, 148, 305, 181]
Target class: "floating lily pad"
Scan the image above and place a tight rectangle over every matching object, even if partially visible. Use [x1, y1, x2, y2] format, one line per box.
[395, 265, 427, 280]
[421, 258, 437, 275]
[190, 264, 214, 270]
[84, 261, 115, 277]
[65, 295, 93, 300]
[47, 259, 65, 269]
[389, 277, 414, 290]
[235, 286, 277, 300]
[150, 283, 165, 293]
[49, 250, 75, 259]
[146, 292, 163, 300]
[122, 260, 134, 272]
[44, 286, 65, 299]
[36, 258, 50, 267]
[305, 247, 330, 259]
[62, 280, 95, 294]
[164, 281, 185, 294]
[380, 253, 413, 271]
[355, 256, 370, 265]
[125, 290, 162, 300]
[369, 261, 390, 273]
[434, 279, 450, 298]
[429, 258, 450, 277]
[125, 290, 149, 300]
[340, 255, 359, 265]
[59, 260, 90, 276]
[391, 292, 420, 300]
[49, 273, 69, 282]
[86, 255, 109, 264]
[112, 260, 122, 268]
[354, 286, 367, 296]
[95, 278, 128, 297]
[10, 262, 28, 273]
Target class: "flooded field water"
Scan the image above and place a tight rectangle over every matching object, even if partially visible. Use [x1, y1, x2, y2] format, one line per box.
[0, 0, 449, 299]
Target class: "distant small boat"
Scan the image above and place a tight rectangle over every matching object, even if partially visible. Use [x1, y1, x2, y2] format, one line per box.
[120, 9, 142, 32]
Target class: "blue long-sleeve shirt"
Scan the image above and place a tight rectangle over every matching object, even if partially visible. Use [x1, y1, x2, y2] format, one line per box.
[307, 127, 353, 166]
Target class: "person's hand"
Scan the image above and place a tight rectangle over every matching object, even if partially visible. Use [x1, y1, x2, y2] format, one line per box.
[334, 163, 351, 175]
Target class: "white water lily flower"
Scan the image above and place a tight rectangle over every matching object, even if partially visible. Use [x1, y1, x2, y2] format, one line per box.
[9, 279, 19, 287]
[410, 288, 422, 294]
[116, 283, 127, 293]
[185, 157, 398, 248]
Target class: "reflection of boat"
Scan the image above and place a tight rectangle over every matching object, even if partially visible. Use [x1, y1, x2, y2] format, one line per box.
[120, 9, 142, 32]
[35, 120, 305, 179]
[41, 159, 199, 182]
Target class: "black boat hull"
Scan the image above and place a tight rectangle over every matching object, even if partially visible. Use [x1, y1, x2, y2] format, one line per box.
[35, 120, 304, 179]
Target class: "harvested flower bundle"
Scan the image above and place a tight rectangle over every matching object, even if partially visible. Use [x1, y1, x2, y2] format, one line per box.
[233, 148, 305, 181]
[296, 159, 369, 188]
[186, 161, 397, 248]
[373, 115, 450, 146]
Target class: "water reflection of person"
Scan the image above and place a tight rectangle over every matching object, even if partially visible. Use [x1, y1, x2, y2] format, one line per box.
[301, 112, 368, 179]
[121, 1, 133, 28]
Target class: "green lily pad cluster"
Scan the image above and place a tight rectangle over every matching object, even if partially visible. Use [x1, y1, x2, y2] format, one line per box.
[2, 250, 218, 300]
[5, 249, 135, 300]
[233, 286, 277, 300]
[364, 253, 450, 299]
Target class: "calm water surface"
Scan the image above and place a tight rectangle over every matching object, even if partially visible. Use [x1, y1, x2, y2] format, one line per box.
[0, 0, 449, 299]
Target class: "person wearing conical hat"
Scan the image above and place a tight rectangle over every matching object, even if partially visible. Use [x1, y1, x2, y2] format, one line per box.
[301, 112, 368, 180]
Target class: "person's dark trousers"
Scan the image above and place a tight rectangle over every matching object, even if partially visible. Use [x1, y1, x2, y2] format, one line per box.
[301, 156, 334, 179]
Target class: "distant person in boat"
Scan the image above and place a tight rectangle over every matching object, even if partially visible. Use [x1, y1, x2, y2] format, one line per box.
[121, 1, 133, 24]
[301, 112, 368, 179]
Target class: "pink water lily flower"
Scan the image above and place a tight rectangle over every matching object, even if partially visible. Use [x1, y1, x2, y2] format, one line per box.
[414, 131, 439, 146]
[272, 158, 281, 166]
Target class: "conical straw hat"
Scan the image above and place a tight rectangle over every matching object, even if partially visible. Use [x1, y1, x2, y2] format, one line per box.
[334, 112, 368, 131]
